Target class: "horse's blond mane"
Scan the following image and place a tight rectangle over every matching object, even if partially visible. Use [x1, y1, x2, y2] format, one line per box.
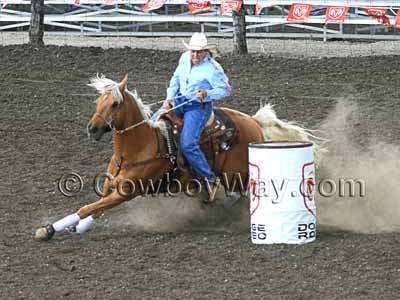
[88, 75, 123, 103]
[88, 75, 157, 128]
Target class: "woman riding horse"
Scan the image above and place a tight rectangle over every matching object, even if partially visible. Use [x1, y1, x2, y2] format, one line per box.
[154, 32, 231, 202]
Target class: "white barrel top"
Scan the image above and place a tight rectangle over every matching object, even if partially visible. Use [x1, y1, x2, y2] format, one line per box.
[249, 141, 313, 148]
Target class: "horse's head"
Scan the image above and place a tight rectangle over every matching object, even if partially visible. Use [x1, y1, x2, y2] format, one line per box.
[87, 74, 130, 141]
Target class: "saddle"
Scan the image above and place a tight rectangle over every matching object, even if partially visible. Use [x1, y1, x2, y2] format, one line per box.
[161, 108, 238, 171]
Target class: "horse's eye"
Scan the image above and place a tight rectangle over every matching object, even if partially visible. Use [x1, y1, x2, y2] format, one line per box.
[111, 102, 119, 109]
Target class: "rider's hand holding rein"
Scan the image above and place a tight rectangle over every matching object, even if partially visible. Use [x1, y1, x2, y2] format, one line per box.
[196, 90, 207, 101]
[163, 99, 174, 109]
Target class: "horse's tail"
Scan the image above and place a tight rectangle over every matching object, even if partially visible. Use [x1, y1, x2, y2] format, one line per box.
[252, 104, 327, 165]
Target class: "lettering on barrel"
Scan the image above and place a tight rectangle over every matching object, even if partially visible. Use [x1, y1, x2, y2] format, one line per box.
[297, 222, 316, 239]
[251, 223, 267, 240]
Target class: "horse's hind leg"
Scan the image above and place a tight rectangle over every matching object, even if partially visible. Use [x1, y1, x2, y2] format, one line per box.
[35, 191, 126, 241]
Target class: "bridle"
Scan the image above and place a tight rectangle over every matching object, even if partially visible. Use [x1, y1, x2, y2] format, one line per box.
[93, 112, 115, 131]
[93, 94, 197, 135]
[92, 93, 149, 135]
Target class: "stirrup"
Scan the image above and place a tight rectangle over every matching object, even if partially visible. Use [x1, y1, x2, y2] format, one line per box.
[204, 177, 220, 203]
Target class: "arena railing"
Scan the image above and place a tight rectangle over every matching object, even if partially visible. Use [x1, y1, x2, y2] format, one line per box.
[0, 0, 399, 40]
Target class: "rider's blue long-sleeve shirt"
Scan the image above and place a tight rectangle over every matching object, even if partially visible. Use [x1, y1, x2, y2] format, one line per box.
[166, 51, 231, 103]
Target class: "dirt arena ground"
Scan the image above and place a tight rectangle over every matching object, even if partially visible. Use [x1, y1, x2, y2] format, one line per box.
[1, 41, 400, 299]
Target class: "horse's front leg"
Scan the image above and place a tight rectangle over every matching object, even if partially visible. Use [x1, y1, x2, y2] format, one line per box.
[35, 190, 128, 241]
[37, 163, 118, 239]
[71, 172, 115, 234]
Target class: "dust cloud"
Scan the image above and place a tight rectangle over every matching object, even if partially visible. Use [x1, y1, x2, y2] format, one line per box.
[109, 190, 249, 233]
[317, 99, 400, 233]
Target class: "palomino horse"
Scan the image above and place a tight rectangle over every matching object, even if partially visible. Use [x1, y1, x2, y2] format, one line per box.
[35, 74, 320, 240]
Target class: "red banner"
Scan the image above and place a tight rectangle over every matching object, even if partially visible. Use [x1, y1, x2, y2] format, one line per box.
[364, 7, 386, 17]
[255, 3, 272, 16]
[143, 0, 167, 12]
[220, 1, 242, 16]
[395, 9, 400, 28]
[364, 7, 390, 26]
[325, 6, 349, 23]
[106, 0, 115, 5]
[287, 3, 313, 22]
[186, 0, 213, 14]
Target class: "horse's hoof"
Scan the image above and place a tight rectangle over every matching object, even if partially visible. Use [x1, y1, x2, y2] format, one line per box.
[34, 224, 55, 241]
[202, 196, 214, 205]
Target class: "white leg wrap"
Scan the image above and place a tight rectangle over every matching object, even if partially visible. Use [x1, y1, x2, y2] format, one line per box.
[75, 216, 94, 234]
[53, 213, 80, 232]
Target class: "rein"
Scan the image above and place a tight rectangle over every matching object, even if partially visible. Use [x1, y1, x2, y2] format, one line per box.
[106, 96, 197, 134]
[146, 94, 187, 107]
[114, 119, 148, 134]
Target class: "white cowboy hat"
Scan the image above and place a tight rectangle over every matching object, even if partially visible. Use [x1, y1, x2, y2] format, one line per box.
[183, 32, 209, 51]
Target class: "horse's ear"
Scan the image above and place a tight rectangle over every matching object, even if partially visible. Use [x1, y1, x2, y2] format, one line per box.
[119, 73, 128, 93]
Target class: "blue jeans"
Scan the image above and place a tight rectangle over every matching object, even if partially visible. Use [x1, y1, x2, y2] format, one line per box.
[151, 100, 215, 179]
